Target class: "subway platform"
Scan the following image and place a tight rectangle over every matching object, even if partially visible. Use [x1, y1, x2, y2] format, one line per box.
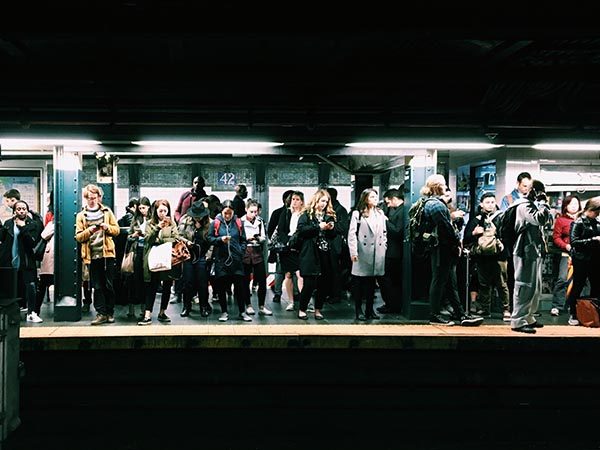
[7, 289, 600, 450]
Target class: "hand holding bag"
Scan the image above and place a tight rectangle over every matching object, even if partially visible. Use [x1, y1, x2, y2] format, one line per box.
[148, 241, 173, 272]
[171, 240, 191, 266]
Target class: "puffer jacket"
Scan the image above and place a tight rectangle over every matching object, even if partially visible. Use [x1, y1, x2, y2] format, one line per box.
[570, 215, 600, 262]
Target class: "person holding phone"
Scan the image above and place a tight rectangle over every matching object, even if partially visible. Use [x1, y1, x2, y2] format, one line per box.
[75, 184, 120, 325]
[127, 196, 152, 319]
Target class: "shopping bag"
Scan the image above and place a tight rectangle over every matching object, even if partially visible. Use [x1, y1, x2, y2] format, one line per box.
[121, 247, 135, 274]
[171, 240, 191, 266]
[148, 242, 172, 272]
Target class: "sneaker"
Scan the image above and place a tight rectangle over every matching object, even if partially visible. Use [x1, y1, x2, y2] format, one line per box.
[259, 306, 273, 316]
[27, 312, 43, 323]
[475, 309, 491, 318]
[137, 317, 152, 326]
[550, 308, 559, 316]
[82, 304, 90, 313]
[272, 294, 281, 303]
[239, 312, 253, 322]
[169, 294, 182, 304]
[440, 307, 454, 317]
[503, 310, 511, 322]
[459, 315, 484, 327]
[218, 312, 229, 322]
[429, 314, 455, 326]
[91, 314, 108, 325]
[107, 315, 115, 323]
[306, 303, 315, 313]
[568, 315, 580, 326]
[246, 305, 256, 315]
[285, 303, 295, 311]
[157, 313, 171, 322]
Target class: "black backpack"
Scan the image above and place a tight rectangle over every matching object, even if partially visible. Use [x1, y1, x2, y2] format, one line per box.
[492, 202, 520, 253]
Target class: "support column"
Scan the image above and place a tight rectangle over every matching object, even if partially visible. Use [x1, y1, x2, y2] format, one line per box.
[402, 152, 436, 320]
[128, 164, 141, 200]
[53, 146, 82, 321]
[318, 163, 330, 189]
[351, 174, 373, 206]
[254, 163, 267, 217]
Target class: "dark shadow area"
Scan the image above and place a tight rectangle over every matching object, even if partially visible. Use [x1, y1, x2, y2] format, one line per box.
[5, 347, 600, 449]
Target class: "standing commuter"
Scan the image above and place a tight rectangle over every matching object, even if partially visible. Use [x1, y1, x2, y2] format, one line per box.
[565, 196, 600, 326]
[242, 199, 271, 315]
[296, 189, 337, 321]
[138, 199, 180, 325]
[509, 180, 551, 333]
[500, 172, 533, 316]
[0, 200, 43, 322]
[232, 184, 248, 220]
[34, 214, 55, 314]
[207, 200, 250, 322]
[177, 200, 212, 318]
[463, 193, 510, 319]
[347, 188, 387, 321]
[75, 184, 120, 325]
[377, 187, 405, 314]
[326, 187, 350, 304]
[267, 190, 294, 303]
[278, 191, 305, 311]
[127, 196, 152, 318]
[551, 195, 581, 316]
[421, 175, 484, 327]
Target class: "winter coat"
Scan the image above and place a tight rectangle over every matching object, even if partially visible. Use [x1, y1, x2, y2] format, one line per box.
[75, 204, 120, 264]
[241, 215, 266, 265]
[347, 208, 387, 277]
[39, 221, 55, 275]
[553, 214, 575, 251]
[513, 198, 550, 259]
[385, 204, 405, 260]
[569, 215, 600, 262]
[207, 214, 247, 277]
[0, 213, 44, 271]
[296, 212, 337, 277]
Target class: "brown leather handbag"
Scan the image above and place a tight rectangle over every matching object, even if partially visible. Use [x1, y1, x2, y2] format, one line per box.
[171, 240, 191, 266]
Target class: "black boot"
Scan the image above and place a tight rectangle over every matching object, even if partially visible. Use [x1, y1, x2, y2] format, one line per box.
[180, 304, 191, 317]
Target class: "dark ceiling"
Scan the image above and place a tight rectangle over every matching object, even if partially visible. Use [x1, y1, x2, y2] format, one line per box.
[2, 4, 600, 146]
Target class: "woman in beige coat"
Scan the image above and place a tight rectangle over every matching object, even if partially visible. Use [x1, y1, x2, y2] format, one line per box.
[34, 218, 55, 321]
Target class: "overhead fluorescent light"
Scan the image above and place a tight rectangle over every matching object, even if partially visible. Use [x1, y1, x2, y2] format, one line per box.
[346, 142, 503, 150]
[532, 143, 600, 151]
[133, 140, 283, 148]
[0, 138, 101, 150]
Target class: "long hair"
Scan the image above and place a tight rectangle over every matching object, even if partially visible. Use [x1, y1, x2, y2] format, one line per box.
[420, 174, 446, 197]
[133, 196, 151, 223]
[303, 189, 336, 220]
[355, 188, 380, 217]
[150, 199, 171, 224]
[289, 191, 305, 212]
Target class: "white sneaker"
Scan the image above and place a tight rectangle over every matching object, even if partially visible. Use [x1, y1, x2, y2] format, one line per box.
[239, 312, 253, 322]
[307, 303, 315, 313]
[27, 312, 43, 323]
[218, 312, 229, 322]
[285, 303, 295, 311]
[550, 307, 560, 316]
[259, 306, 273, 316]
[503, 310, 511, 322]
[568, 315, 580, 326]
[246, 305, 256, 315]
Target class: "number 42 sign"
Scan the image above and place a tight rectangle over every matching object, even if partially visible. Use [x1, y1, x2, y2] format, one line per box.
[217, 172, 237, 187]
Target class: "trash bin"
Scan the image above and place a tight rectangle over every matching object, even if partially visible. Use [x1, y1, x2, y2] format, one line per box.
[0, 267, 21, 442]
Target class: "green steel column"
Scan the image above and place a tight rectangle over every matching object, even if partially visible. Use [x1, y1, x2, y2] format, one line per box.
[402, 154, 435, 320]
[53, 146, 82, 321]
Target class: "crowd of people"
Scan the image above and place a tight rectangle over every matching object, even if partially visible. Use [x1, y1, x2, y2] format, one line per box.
[1, 170, 599, 330]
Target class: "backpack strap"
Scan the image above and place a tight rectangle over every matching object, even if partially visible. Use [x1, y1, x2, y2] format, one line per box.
[214, 217, 243, 236]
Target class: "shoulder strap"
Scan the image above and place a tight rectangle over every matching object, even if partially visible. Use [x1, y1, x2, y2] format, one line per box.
[213, 218, 221, 236]
[235, 217, 243, 234]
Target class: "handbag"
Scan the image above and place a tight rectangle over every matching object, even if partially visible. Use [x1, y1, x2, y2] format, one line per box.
[148, 241, 173, 272]
[121, 245, 135, 274]
[171, 240, 191, 266]
[33, 238, 48, 262]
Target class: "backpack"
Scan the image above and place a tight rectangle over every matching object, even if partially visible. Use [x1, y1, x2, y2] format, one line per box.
[471, 214, 504, 256]
[576, 297, 600, 327]
[408, 197, 439, 259]
[213, 217, 243, 236]
[492, 203, 520, 253]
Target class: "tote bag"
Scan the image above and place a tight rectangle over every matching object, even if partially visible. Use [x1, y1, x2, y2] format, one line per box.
[121, 245, 135, 274]
[148, 241, 172, 272]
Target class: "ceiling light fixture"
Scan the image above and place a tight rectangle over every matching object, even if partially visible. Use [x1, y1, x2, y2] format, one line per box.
[532, 143, 600, 151]
[0, 138, 101, 150]
[346, 142, 504, 150]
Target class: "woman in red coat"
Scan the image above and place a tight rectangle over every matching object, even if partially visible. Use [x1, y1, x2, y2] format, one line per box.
[551, 195, 581, 316]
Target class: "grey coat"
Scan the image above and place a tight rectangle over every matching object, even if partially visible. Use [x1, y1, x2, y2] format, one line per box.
[348, 209, 387, 277]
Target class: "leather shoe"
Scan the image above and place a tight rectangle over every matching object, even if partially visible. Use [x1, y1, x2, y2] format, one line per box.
[180, 308, 190, 317]
[512, 325, 536, 334]
[356, 314, 367, 321]
[200, 307, 210, 317]
[530, 321, 544, 328]
[366, 312, 381, 320]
